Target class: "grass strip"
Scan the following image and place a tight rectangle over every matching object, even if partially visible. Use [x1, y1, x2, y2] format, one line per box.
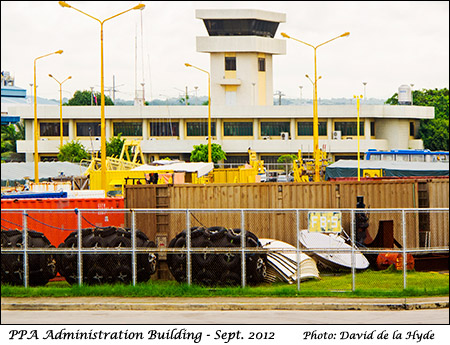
[2, 270, 448, 298]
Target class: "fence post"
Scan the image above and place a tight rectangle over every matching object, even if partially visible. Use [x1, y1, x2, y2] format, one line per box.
[402, 209, 407, 290]
[131, 209, 137, 286]
[22, 210, 29, 288]
[241, 209, 246, 288]
[77, 209, 83, 286]
[351, 209, 355, 292]
[296, 209, 301, 292]
[186, 210, 191, 285]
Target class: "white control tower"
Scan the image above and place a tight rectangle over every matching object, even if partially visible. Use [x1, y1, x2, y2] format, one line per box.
[196, 9, 286, 106]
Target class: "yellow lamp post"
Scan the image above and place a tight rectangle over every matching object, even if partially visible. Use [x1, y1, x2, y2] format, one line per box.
[354, 95, 363, 181]
[185, 63, 212, 163]
[33, 50, 63, 183]
[49, 74, 72, 148]
[281, 32, 350, 182]
[59, 1, 145, 191]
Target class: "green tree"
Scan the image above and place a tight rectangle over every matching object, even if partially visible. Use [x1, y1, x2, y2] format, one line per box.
[385, 88, 449, 151]
[277, 154, 298, 171]
[1, 122, 25, 161]
[66, 90, 114, 106]
[190, 143, 226, 163]
[277, 154, 298, 164]
[179, 94, 190, 105]
[57, 140, 90, 162]
[419, 118, 449, 151]
[106, 134, 125, 157]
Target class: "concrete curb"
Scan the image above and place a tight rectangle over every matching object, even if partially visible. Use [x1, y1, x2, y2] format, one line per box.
[2, 297, 449, 311]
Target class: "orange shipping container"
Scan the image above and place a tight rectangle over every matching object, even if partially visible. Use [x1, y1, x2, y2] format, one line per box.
[1, 198, 125, 247]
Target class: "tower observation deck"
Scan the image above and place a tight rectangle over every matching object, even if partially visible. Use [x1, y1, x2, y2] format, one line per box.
[195, 9, 286, 106]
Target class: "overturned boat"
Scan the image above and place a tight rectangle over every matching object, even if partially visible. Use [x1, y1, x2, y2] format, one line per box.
[298, 230, 369, 271]
[259, 238, 320, 284]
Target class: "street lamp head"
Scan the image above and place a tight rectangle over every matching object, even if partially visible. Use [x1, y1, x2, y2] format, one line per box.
[59, 1, 71, 8]
[341, 32, 350, 37]
[133, 4, 145, 10]
[281, 32, 290, 39]
[305, 74, 309, 79]
[185, 63, 192, 67]
[68, 76, 72, 79]
[48, 74, 53, 78]
[55, 50, 63, 54]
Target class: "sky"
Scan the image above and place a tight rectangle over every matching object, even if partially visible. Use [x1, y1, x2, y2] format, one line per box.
[1, 1, 449, 102]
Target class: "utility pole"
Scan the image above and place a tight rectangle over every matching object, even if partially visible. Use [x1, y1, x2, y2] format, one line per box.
[274, 90, 284, 105]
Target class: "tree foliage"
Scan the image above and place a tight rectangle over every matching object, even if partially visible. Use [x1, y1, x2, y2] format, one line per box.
[57, 140, 90, 162]
[66, 90, 114, 106]
[385, 88, 449, 151]
[190, 143, 226, 163]
[1, 122, 25, 161]
[277, 154, 298, 164]
[106, 134, 125, 158]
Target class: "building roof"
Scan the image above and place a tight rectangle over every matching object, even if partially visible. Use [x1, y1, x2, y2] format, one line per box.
[325, 159, 449, 180]
[196, 9, 286, 23]
[1, 162, 87, 182]
[131, 162, 214, 177]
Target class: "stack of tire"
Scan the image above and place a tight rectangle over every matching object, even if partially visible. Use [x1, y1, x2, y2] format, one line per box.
[57, 226, 157, 285]
[167, 226, 266, 286]
[1, 229, 57, 286]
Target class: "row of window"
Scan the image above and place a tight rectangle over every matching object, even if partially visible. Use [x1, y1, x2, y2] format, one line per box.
[39, 121, 374, 138]
[225, 56, 265, 72]
[204, 19, 279, 38]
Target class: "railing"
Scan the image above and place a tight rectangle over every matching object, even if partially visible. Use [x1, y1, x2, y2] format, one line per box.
[1, 208, 448, 290]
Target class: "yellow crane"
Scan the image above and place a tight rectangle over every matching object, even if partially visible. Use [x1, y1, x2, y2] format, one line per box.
[292, 149, 329, 182]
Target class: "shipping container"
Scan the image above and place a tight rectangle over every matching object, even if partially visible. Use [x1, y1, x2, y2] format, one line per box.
[1, 197, 125, 246]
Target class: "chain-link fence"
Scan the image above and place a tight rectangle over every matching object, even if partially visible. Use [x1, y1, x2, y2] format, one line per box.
[1, 208, 448, 291]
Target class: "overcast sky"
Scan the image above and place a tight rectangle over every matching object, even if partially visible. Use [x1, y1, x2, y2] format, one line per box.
[1, 1, 449, 102]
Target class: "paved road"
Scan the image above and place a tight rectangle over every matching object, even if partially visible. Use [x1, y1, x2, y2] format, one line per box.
[2, 309, 449, 324]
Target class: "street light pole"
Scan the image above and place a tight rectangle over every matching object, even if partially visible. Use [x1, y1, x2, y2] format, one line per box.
[185, 63, 212, 163]
[281, 32, 350, 182]
[49, 74, 72, 148]
[33, 50, 63, 183]
[354, 95, 363, 181]
[59, 1, 145, 191]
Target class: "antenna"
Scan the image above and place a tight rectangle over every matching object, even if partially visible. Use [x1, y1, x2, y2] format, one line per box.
[140, 5, 145, 103]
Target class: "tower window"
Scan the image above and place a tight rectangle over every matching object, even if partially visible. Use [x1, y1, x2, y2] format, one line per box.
[258, 58, 265, 72]
[225, 57, 236, 71]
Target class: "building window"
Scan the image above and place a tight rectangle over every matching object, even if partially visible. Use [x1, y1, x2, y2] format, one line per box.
[113, 122, 142, 136]
[260, 155, 281, 164]
[224, 122, 253, 136]
[39, 122, 68, 137]
[297, 122, 327, 136]
[186, 121, 216, 136]
[203, 19, 279, 38]
[149, 122, 179, 137]
[260, 122, 290, 137]
[410, 122, 415, 137]
[334, 121, 364, 136]
[370, 121, 375, 136]
[76, 122, 101, 137]
[225, 155, 248, 167]
[258, 58, 265, 72]
[225, 57, 236, 71]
